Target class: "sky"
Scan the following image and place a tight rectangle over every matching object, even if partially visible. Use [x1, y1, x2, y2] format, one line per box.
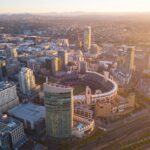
[0, 0, 150, 13]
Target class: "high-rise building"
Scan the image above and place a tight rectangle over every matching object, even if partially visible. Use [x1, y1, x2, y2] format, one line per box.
[83, 26, 91, 50]
[6, 59, 20, 76]
[77, 34, 82, 48]
[0, 115, 27, 150]
[19, 67, 36, 95]
[51, 57, 59, 75]
[6, 48, 18, 58]
[45, 57, 59, 75]
[126, 46, 135, 72]
[58, 50, 68, 69]
[43, 83, 74, 138]
[79, 61, 88, 74]
[115, 46, 135, 84]
[0, 81, 19, 113]
[11, 48, 18, 58]
[0, 59, 7, 81]
[27, 59, 41, 73]
[117, 46, 135, 76]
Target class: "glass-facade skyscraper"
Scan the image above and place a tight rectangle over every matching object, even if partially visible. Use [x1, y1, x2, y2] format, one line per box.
[44, 83, 74, 138]
[19, 67, 36, 95]
[83, 26, 91, 50]
[117, 46, 135, 76]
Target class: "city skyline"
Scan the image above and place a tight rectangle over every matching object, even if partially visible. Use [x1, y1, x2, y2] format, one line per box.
[0, 1, 150, 149]
[1, 0, 150, 13]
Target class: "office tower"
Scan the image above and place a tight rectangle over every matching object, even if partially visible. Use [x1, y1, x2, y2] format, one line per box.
[79, 61, 88, 74]
[51, 57, 59, 75]
[0, 59, 7, 81]
[115, 46, 135, 84]
[45, 58, 52, 72]
[10, 48, 18, 58]
[76, 31, 82, 48]
[45, 57, 59, 75]
[0, 115, 27, 150]
[6, 59, 20, 76]
[0, 81, 19, 113]
[83, 26, 91, 50]
[6, 48, 18, 59]
[117, 46, 135, 75]
[43, 83, 74, 138]
[27, 59, 41, 73]
[126, 46, 135, 72]
[58, 58, 62, 71]
[58, 50, 68, 69]
[19, 67, 36, 95]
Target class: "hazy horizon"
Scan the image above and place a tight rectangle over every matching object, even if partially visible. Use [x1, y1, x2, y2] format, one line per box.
[1, 11, 150, 16]
[1, 0, 150, 14]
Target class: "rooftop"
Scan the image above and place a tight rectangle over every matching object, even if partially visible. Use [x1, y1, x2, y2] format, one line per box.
[0, 115, 21, 133]
[44, 82, 72, 90]
[8, 103, 45, 123]
[0, 81, 15, 92]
